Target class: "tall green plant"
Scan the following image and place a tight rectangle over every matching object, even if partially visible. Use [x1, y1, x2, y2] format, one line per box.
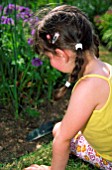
[0, 2, 63, 118]
[0, 2, 20, 118]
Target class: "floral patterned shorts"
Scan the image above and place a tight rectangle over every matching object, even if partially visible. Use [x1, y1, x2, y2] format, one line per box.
[70, 132, 112, 170]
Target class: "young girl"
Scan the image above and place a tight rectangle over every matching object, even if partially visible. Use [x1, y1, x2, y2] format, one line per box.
[25, 5, 112, 170]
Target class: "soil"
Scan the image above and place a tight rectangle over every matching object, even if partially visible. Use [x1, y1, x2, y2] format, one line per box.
[0, 93, 70, 164]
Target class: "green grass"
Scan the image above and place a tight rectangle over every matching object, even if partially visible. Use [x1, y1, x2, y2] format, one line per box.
[0, 142, 98, 170]
[1, 46, 112, 170]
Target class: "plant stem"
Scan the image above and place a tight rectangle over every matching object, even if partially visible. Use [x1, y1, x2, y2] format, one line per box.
[11, 0, 19, 118]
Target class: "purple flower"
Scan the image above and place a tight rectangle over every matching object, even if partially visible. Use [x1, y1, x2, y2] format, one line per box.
[4, 4, 16, 15]
[28, 38, 33, 45]
[1, 16, 14, 25]
[19, 6, 30, 13]
[31, 29, 36, 35]
[32, 58, 43, 67]
[8, 4, 16, 9]
[29, 17, 39, 26]
[17, 10, 33, 21]
[23, 18, 29, 23]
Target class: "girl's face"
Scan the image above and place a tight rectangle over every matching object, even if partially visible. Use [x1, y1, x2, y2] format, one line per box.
[45, 50, 75, 73]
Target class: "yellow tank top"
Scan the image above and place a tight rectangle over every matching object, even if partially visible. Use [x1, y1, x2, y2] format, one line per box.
[73, 63, 112, 161]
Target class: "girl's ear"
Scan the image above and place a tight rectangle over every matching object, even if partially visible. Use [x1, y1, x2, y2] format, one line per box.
[55, 48, 69, 62]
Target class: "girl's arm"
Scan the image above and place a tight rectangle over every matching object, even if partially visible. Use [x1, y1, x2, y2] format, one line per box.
[51, 78, 100, 170]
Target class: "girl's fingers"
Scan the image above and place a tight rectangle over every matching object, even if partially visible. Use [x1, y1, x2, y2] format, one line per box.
[24, 164, 51, 170]
[24, 164, 40, 170]
[40, 165, 50, 169]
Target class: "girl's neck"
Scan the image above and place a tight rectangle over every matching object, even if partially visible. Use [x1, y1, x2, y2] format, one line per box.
[82, 51, 110, 78]
[79, 51, 97, 77]
[83, 57, 99, 76]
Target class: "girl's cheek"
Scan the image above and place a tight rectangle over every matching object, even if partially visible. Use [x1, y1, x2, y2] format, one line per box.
[50, 60, 57, 69]
[50, 59, 64, 72]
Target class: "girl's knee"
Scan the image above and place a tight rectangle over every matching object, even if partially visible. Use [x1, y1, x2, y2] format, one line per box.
[52, 121, 61, 137]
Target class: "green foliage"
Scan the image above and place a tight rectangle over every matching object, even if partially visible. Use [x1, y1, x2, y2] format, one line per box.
[94, 8, 112, 50]
[0, 2, 63, 118]
[64, 0, 112, 21]
[2, 0, 63, 10]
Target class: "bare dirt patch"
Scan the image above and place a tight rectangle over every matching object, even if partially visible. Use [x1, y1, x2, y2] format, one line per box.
[0, 93, 70, 164]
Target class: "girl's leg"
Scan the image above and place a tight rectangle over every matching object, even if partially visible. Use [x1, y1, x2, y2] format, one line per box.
[70, 132, 112, 170]
[52, 123, 112, 169]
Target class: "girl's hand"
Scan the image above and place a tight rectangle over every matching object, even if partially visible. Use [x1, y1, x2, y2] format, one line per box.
[24, 164, 51, 170]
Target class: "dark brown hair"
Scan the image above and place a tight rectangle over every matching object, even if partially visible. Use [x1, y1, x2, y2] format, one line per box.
[33, 5, 99, 99]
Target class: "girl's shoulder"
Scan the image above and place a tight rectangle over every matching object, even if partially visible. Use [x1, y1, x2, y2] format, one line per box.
[72, 73, 110, 111]
[72, 74, 103, 93]
[72, 61, 112, 93]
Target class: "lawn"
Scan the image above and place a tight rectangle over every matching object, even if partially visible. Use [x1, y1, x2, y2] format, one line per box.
[1, 142, 98, 170]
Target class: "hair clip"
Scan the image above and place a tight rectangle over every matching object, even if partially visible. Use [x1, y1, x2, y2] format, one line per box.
[46, 34, 51, 40]
[75, 43, 83, 50]
[52, 32, 60, 44]
[65, 81, 71, 88]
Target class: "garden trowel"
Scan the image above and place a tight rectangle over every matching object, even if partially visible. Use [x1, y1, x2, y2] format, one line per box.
[26, 121, 55, 142]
